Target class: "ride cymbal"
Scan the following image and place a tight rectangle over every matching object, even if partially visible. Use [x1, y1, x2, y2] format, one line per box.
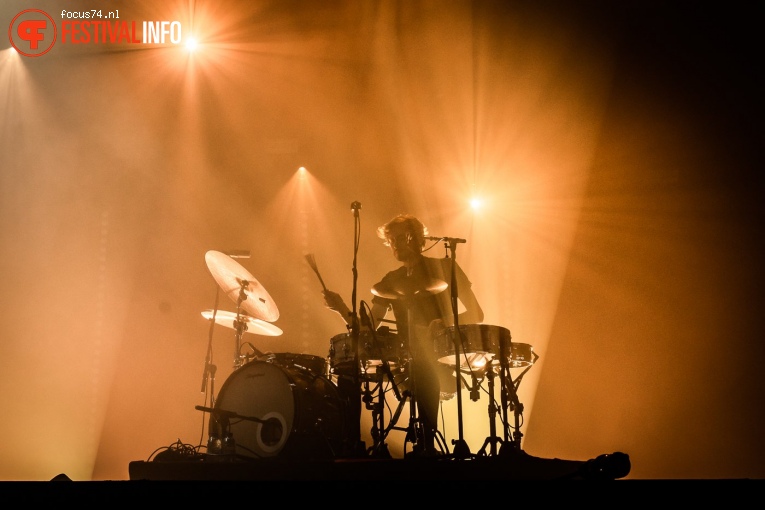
[205, 250, 280, 322]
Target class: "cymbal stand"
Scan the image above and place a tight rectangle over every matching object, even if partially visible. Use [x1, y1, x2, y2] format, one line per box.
[201, 285, 221, 408]
[232, 281, 251, 369]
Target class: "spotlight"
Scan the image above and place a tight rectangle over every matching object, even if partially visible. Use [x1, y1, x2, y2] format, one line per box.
[185, 37, 199, 52]
[470, 198, 482, 210]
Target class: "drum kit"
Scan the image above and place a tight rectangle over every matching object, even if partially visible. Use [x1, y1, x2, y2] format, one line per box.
[196, 249, 539, 462]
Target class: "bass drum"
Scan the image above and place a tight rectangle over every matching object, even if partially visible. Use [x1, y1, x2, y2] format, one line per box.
[209, 361, 345, 460]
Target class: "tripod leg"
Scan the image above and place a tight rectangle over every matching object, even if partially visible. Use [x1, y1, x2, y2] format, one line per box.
[477, 366, 503, 457]
[368, 373, 393, 458]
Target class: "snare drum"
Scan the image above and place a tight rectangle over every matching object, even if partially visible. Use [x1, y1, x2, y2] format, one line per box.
[434, 324, 510, 369]
[330, 329, 405, 373]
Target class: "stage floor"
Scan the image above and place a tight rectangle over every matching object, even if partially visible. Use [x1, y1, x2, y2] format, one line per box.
[126, 448, 631, 481]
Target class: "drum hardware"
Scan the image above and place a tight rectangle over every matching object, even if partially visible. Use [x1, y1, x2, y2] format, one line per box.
[476, 365, 503, 457]
[466, 368, 486, 402]
[497, 339, 539, 454]
[364, 372, 394, 458]
[445, 333, 536, 457]
[388, 383, 451, 458]
[382, 387, 423, 454]
[358, 320, 404, 458]
[433, 324, 539, 456]
[196, 405, 276, 457]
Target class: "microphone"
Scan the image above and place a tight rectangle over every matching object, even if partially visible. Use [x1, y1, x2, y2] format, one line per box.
[350, 201, 362, 216]
[195, 405, 268, 424]
[226, 250, 251, 259]
[425, 236, 466, 244]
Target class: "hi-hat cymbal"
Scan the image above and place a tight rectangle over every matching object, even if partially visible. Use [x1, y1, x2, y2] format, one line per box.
[201, 310, 283, 337]
[371, 277, 448, 300]
[205, 250, 279, 322]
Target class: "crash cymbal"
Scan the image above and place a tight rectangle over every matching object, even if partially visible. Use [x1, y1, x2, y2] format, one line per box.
[371, 277, 448, 300]
[201, 310, 283, 337]
[205, 250, 280, 322]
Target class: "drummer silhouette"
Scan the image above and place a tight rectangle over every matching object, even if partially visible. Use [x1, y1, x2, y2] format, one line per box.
[323, 214, 484, 457]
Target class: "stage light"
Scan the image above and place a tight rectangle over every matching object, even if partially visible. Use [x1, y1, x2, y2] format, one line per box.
[469, 197, 483, 210]
[2, 47, 19, 62]
[185, 37, 199, 52]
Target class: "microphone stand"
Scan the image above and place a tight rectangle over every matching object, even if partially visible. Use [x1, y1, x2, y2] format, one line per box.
[201, 286, 221, 407]
[349, 201, 363, 452]
[444, 237, 471, 459]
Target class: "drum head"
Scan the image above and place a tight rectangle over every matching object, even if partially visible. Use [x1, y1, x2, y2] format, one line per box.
[210, 361, 343, 459]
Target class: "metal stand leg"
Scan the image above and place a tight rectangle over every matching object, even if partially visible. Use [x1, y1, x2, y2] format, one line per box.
[498, 347, 539, 455]
[477, 366, 503, 457]
[367, 372, 391, 458]
[366, 360, 407, 458]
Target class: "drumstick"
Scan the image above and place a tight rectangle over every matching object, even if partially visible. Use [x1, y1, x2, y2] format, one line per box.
[304, 253, 328, 291]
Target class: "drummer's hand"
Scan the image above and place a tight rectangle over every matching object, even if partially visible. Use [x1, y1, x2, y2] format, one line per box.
[322, 289, 340, 309]
[323, 290, 349, 315]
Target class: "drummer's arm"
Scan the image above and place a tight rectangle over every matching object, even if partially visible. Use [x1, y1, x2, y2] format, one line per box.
[453, 262, 484, 325]
[458, 285, 484, 325]
[323, 290, 388, 330]
[323, 289, 352, 325]
[438, 284, 484, 329]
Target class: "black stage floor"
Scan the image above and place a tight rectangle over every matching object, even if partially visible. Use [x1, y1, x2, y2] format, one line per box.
[126, 448, 630, 482]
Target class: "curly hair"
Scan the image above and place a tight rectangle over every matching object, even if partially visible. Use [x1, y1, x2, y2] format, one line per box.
[377, 214, 429, 247]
